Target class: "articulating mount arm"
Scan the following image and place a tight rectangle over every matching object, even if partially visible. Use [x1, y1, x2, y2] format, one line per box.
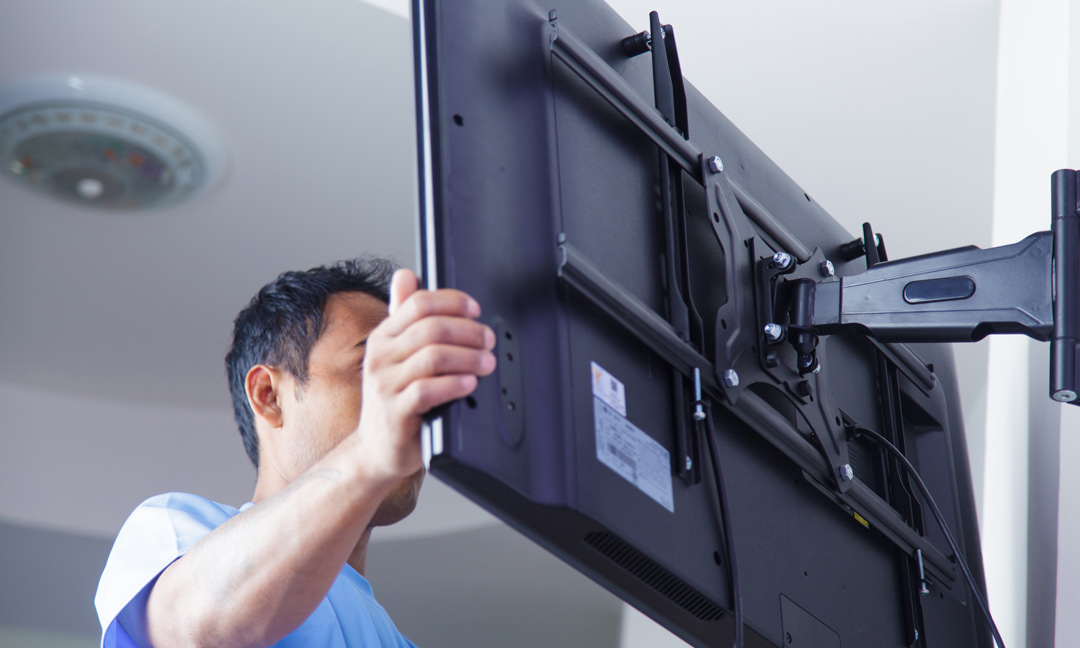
[778, 169, 1080, 404]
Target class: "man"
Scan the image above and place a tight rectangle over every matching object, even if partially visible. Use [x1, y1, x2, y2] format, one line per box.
[94, 258, 496, 647]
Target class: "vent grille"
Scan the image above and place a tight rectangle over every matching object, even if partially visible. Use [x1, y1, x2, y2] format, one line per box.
[584, 531, 725, 622]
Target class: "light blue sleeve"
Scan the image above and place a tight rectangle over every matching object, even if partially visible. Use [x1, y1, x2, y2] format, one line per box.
[94, 493, 241, 648]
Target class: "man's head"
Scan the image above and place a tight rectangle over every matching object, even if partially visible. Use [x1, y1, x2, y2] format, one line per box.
[225, 257, 397, 471]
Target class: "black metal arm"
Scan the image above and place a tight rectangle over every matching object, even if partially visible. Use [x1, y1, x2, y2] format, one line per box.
[782, 169, 1080, 403]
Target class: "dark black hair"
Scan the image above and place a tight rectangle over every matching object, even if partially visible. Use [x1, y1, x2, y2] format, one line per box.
[225, 257, 398, 469]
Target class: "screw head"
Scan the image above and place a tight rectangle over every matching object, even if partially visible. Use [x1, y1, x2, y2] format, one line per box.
[821, 260, 835, 277]
[773, 251, 793, 269]
[763, 323, 783, 342]
[723, 369, 740, 387]
[708, 155, 724, 173]
[1054, 390, 1077, 402]
[838, 464, 854, 482]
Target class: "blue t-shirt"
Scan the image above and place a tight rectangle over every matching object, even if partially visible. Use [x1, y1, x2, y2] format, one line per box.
[94, 492, 417, 648]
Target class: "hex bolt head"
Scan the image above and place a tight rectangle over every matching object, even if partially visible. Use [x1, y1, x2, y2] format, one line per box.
[723, 369, 740, 387]
[838, 464, 854, 482]
[708, 156, 724, 173]
[821, 260, 835, 277]
[773, 251, 793, 270]
[763, 323, 783, 342]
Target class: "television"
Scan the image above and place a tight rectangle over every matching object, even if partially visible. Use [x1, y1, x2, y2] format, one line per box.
[412, 1, 993, 646]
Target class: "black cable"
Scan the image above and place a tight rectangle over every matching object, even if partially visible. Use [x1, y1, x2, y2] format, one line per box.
[853, 426, 1005, 648]
[703, 413, 743, 648]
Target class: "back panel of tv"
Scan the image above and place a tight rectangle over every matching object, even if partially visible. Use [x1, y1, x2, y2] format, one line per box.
[413, 1, 989, 646]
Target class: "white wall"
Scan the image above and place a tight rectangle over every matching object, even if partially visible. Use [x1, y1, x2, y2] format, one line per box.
[984, 1, 1074, 647]
[0, 381, 496, 542]
[1054, 3, 1080, 644]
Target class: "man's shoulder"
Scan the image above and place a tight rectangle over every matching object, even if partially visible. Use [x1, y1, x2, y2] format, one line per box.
[95, 493, 246, 643]
[133, 491, 243, 520]
[119, 492, 245, 549]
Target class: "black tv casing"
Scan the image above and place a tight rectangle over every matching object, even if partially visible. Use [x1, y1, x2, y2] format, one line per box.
[413, 2, 990, 646]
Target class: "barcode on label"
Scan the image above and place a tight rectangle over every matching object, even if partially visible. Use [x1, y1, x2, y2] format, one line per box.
[594, 398, 674, 512]
[608, 443, 636, 474]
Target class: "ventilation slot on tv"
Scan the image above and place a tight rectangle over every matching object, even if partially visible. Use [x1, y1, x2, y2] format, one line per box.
[584, 531, 725, 622]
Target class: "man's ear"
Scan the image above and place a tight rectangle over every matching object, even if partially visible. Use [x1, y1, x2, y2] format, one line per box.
[245, 364, 285, 429]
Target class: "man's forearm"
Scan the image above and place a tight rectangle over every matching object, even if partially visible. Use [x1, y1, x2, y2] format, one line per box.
[142, 435, 394, 648]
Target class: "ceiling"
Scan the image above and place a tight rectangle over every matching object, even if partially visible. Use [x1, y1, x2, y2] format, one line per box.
[0, 0, 1001, 645]
[0, 0, 418, 410]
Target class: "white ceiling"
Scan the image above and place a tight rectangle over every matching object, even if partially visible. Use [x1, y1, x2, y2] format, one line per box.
[0, 0, 1002, 643]
[0, 0, 419, 410]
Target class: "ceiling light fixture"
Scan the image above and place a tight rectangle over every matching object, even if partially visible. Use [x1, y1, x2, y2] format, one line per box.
[0, 75, 226, 210]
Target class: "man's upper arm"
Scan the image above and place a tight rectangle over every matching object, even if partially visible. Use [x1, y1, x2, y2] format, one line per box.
[95, 493, 238, 648]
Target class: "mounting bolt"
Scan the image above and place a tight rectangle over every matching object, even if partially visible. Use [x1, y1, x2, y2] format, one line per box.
[764, 323, 783, 342]
[773, 251, 793, 270]
[685, 456, 693, 471]
[838, 464, 854, 483]
[821, 260, 835, 277]
[916, 549, 930, 596]
[708, 155, 724, 173]
[1054, 390, 1078, 403]
[723, 369, 740, 387]
[692, 367, 706, 421]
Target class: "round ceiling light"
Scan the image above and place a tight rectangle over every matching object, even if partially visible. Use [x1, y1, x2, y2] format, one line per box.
[0, 76, 226, 210]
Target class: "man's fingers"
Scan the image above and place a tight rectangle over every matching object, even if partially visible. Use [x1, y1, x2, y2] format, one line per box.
[381, 317, 494, 366]
[388, 345, 496, 391]
[401, 374, 480, 418]
[389, 269, 419, 317]
[381, 289, 481, 337]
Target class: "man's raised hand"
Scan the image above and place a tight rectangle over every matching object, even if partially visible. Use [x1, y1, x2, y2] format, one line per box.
[354, 269, 496, 481]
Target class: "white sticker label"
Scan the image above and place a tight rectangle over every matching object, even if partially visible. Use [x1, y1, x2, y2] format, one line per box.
[594, 399, 674, 512]
[591, 361, 627, 416]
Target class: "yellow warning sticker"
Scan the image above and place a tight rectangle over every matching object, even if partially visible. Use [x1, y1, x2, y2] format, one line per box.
[853, 511, 870, 529]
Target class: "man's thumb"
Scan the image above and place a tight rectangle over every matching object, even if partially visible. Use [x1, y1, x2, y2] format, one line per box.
[389, 269, 419, 316]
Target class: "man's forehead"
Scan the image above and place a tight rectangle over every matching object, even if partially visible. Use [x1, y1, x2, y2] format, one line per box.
[321, 291, 389, 338]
